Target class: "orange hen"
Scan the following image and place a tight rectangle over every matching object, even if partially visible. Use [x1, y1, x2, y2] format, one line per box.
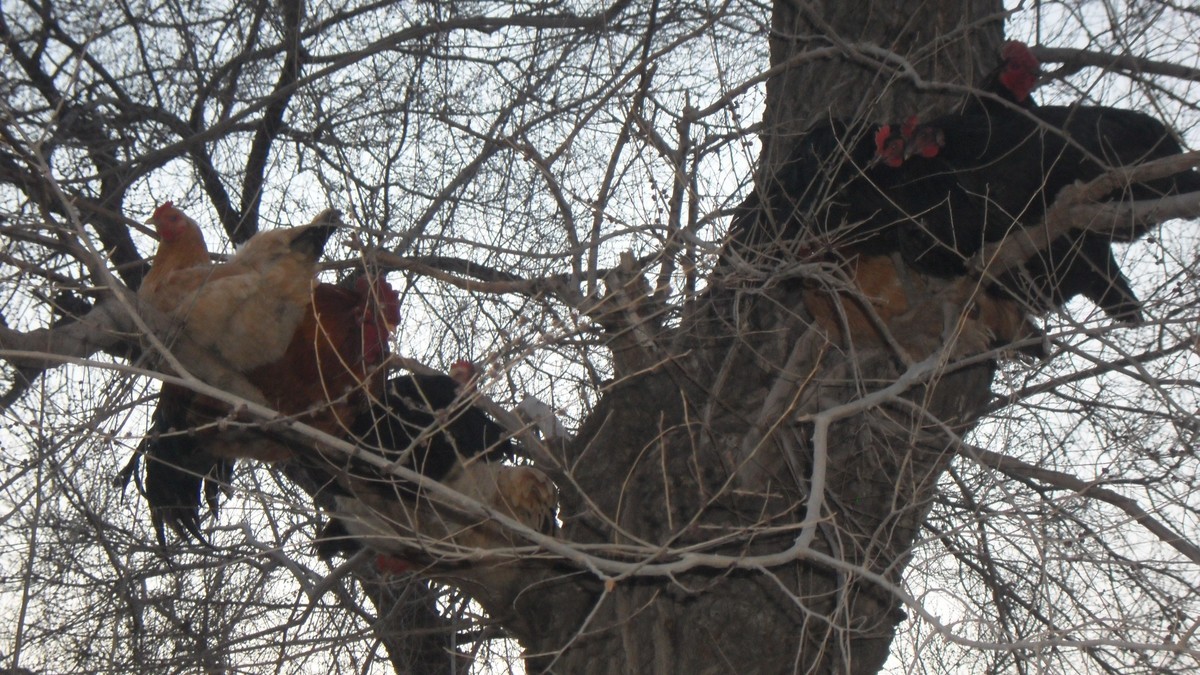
[141, 202, 212, 293]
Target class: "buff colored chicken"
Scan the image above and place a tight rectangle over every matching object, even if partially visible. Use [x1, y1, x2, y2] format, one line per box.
[139, 205, 340, 371]
[130, 203, 374, 541]
[130, 272, 402, 543]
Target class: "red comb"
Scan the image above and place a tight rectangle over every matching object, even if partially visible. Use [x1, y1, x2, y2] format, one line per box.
[874, 125, 905, 167]
[355, 275, 401, 364]
[1001, 41, 1038, 70]
[900, 116, 919, 139]
[377, 279, 401, 327]
[998, 41, 1039, 102]
[355, 276, 401, 325]
[874, 125, 893, 153]
[449, 360, 477, 386]
[152, 201, 175, 220]
[920, 145, 940, 159]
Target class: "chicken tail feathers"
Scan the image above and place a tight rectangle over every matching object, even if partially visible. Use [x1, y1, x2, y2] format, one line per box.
[288, 221, 339, 260]
[142, 433, 224, 547]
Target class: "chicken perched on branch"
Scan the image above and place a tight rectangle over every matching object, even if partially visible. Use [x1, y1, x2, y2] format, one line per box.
[728, 117, 929, 261]
[727, 118, 1032, 354]
[246, 276, 401, 435]
[362, 361, 515, 478]
[127, 272, 401, 542]
[313, 360, 537, 559]
[330, 460, 558, 578]
[898, 42, 1200, 323]
[124, 204, 403, 541]
[139, 207, 340, 371]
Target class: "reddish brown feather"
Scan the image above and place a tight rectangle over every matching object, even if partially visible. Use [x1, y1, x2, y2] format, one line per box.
[244, 279, 397, 438]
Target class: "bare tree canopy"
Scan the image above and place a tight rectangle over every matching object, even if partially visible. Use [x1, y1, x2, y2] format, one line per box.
[1, 0, 1200, 673]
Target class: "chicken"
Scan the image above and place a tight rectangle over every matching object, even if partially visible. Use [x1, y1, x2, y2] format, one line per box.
[727, 117, 1026, 352]
[141, 202, 212, 294]
[892, 114, 1141, 321]
[313, 361, 531, 560]
[330, 461, 558, 569]
[891, 53, 1200, 324]
[122, 202, 227, 540]
[349, 362, 516, 487]
[727, 117, 928, 262]
[245, 276, 401, 435]
[318, 367, 557, 595]
[139, 207, 340, 371]
[125, 273, 402, 543]
[126, 204, 400, 542]
[321, 360, 559, 564]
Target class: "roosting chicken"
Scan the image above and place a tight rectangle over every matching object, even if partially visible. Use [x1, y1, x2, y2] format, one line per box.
[127, 273, 401, 542]
[352, 360, 516, 483]
[896, 42, 1200, 323]
[328, 459, 558, 577]
[125, 203, 400, 541]
[313, 359, 548, 560]
[728, 117, 932, 260]
[139, 206, 340, 371]
[727, 117, 1034, 353]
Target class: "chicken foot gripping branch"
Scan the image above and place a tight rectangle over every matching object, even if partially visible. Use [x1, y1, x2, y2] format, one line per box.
[121, 204, 558, 579]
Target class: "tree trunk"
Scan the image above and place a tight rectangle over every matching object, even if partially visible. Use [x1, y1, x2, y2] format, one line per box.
[505, 1, 1008, 672]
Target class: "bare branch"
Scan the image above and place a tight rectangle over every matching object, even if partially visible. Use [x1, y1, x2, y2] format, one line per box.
[966, 444, 1200, 566]
[972, 152, 1200, 277]
[368, 250, 582, 303]
[1034, 45, 1200, 83]
[236, 0, 307, 242]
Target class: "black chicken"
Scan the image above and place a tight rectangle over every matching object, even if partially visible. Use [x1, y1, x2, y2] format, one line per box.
[893, 44, 1200, 322]
[727, 117, 932, 262]
[312, 362, 521, 558]
[344, 364, 516, 490]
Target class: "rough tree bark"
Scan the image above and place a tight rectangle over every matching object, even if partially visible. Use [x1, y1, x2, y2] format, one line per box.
[492, 1, 1008, 672]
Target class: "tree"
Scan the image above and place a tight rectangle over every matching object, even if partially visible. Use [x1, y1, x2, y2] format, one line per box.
[1, 0, 1199, 673]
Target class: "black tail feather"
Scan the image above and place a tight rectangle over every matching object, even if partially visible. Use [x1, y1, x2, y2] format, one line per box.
[288, 222, 338, 260]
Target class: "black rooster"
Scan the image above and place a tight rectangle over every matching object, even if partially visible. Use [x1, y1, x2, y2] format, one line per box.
[895, 43, 1200, 322]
